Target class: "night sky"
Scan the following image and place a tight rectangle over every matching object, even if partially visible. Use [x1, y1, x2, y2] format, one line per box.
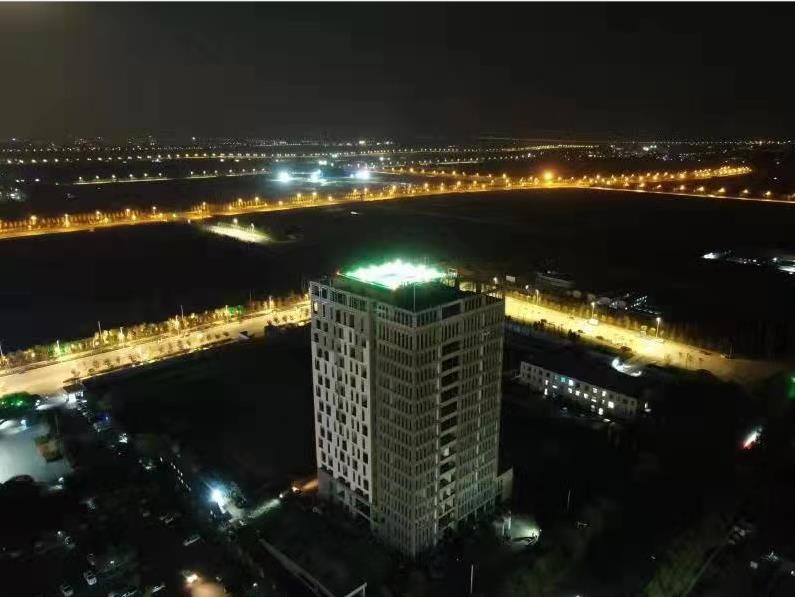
[1, 3, 792, 141]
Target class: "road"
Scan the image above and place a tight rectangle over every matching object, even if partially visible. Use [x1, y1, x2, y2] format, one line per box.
[588, 185, 795, 206]
[504, 294, 782, 383]
[1, 287, 781, 397]
[0, 302, 310, 397]
[0, 165, 758, 242]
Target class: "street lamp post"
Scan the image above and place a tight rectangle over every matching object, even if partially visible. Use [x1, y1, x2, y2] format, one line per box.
[590, 301, 596, 319]
[655, 317, 662, 339]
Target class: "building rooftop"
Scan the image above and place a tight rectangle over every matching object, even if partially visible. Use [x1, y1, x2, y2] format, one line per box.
[342, 259, 447, 290]
[524, 347, 665, 397]
[249, 501, 394, 597]
[321, 259, 476, 312]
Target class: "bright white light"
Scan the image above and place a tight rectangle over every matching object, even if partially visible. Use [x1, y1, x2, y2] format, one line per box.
[611, 357, 643, 377]
[317, 160, 328, 166]
[277, 170, 292, 183]
[354, 169, 371, 181]
[743, 427, 762, 449]
[309, 169, 323, 183]
[344, 259, 446, 290]
[202, 223, 270, 244]
[210, 488, 225, 505]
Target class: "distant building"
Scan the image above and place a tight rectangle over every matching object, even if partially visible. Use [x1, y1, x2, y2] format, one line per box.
[0, 184, 25, 203]
[519, 348, 658, 420]
[535, 270, 575, 291]
[62, 382, 85, 402]
[310, 259, 504, 557]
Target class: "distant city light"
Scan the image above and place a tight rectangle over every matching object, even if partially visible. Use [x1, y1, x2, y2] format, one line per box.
[543, 170, 555, 182]
[354, 169, 371, 180]
[277, 170, 292, 183]
[309, 169, 323, 183]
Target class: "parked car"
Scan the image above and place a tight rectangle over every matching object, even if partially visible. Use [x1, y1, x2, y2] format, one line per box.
[182, 534, 201, 547]
[160, 513, 177, 525]
[83, 570, 97, 586]
[108, 586, 137, 597]
[59, 584, 74, 597]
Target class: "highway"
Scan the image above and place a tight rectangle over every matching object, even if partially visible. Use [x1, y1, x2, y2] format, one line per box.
[0, 302, 310, 397]
[0, 165, 759, 242]
[504, 294, 782, 384]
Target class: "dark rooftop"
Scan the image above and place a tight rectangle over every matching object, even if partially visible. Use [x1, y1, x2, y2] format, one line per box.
[250, 500, 394, 597]
[524, 347, 665, 397]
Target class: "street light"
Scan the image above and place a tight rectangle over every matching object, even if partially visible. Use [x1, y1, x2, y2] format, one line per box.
[655, 317, 662, 339]
[590, 301, 596, 319]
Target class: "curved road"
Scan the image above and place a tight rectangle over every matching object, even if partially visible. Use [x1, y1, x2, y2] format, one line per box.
[504, 294, 783, 383]
[0, 303, 310, 397]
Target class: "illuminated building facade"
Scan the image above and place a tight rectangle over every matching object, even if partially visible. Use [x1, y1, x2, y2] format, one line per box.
[519, 349, 655, 420]
[310, 260, 504, 557]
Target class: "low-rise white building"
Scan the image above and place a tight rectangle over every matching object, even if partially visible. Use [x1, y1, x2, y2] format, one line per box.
[519, 350, 654, 420]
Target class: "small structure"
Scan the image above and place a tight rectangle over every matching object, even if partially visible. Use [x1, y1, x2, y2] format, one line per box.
[63, 382, 85, 402]
[535, 270, 575, 291]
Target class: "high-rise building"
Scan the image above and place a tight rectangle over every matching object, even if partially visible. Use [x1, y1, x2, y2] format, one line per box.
[310, 259, 504, 557]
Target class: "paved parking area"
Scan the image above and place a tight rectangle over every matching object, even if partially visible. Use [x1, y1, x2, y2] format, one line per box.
[0, 420, 71, 484]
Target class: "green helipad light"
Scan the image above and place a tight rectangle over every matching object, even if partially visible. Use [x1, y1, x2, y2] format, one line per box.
[344, 259, 446, 290]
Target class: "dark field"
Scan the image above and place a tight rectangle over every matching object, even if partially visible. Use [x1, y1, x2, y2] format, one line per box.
[1, 189, 793, 351]
[88, 326, 315, 495]
[0, 168, 388, 217]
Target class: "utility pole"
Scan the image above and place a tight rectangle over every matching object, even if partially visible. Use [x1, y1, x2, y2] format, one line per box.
[469, 564, 474, 595]
[566, 488, 572, 513]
